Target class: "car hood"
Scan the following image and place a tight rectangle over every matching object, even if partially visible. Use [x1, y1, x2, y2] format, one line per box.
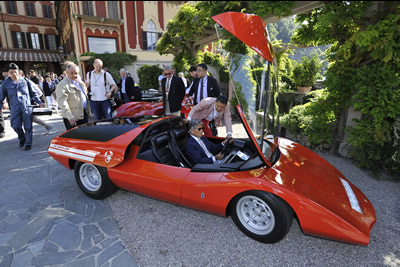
[272, 138, 376, 243]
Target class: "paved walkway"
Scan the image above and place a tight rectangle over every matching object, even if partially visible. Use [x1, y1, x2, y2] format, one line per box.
[0, 110, 138, 267]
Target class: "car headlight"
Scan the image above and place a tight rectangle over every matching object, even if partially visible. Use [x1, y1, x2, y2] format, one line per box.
[340, 178, 363, 214]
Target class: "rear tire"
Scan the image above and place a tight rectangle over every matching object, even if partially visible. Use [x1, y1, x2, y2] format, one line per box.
[74, 162, 118, 199]
[231, 191, 293, 243]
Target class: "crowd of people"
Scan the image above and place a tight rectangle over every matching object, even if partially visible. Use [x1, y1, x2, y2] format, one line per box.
[1, 59, 233, 166]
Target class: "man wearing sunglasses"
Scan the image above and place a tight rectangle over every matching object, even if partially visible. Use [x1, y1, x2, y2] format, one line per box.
[161, 67, 185, 116]
[185, 119, 233, 165]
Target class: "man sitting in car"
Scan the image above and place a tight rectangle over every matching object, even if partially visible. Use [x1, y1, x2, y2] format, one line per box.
[185, 119, 233, 164]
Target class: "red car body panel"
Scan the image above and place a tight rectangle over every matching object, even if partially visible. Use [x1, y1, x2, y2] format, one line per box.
[212, 12, 274, 63]
[48, 117, 164, 169]
[114, 101, 163, 117]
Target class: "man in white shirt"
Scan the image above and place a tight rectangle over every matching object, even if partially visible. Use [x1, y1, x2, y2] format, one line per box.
[188, 63, 220, 105]
[185, 66, 198, 94]
[178, 72, 187, 87]
[158, 71, 165, 91]
[85, 59, 117, 120]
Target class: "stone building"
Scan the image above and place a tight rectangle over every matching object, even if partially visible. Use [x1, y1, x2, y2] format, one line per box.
[55, 1, 185, 81]
[0, 1, 63, 76]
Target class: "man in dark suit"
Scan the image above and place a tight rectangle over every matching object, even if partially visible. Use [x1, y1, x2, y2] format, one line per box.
[185, 119, 233, 165]
[161, 67, 185, 116]
[188, 63, 221, 105]
[119, 69, 141, 103]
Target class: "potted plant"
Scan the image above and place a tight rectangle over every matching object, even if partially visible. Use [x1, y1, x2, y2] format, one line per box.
[292, 56, 321, 94]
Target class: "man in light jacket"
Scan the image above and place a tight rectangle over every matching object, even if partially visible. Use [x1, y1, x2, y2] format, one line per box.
[56, 63, 91, 130]
[186, 95, 232, 137]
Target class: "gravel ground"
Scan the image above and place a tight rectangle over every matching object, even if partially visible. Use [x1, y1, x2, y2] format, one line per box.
[108, 122, 400, 267]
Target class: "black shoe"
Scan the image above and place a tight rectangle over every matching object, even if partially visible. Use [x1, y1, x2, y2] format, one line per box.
[24, 145, 31, 150]
[19, 138, 26, 147]
[0, 132, 4, 138]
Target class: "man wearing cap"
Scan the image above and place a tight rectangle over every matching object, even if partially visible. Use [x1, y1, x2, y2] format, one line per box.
[0, 63, 44, 150]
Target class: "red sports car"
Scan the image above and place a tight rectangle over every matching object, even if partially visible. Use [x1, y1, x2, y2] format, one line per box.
[112, 91, 193, 118]
[48, 107, 375, 245]
[47, 12, 376, 245]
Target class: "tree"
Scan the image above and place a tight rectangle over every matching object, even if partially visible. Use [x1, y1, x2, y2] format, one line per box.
[137, 65, 163, 90]
[292, 1, 400, 176]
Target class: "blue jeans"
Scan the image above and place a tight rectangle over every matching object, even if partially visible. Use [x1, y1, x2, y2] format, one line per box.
[11, 107, 33, 146]
[90, 100, 111, 120]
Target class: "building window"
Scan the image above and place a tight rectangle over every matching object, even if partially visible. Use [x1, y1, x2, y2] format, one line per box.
[88, 37, 116, 53]
[27, 33, 41, 49]
[44, 34, 57, 50]
[43, 5, 53, 19]
[25, 2, 36, 17]
[82, 1, 94, 16]
[6, 1, 17, 15]
[11, 32, 26, 49]
[144, 20, 158, 51]
[107, 1, 118, 19]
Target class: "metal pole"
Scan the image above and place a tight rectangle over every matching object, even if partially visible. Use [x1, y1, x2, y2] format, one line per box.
[0, 4, 9, 49]
[261, 61, 271, 151]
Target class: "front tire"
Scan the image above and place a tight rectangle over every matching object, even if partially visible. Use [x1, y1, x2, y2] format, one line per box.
[74, 162, 118, 199]
[231, 191, 293, 243]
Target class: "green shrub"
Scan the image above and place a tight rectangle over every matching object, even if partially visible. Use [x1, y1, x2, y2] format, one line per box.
[200, 51, 229, 82]
[81, 52, 96, 56]
[281, 105, 306, 135]
[293, 56, 321, 87]
[281, 89, 335, 145]
[137, 64, 164, 90]
[347, 63, 400, 177]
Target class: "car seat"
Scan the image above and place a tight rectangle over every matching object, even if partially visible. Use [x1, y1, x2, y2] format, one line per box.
[169, 128, 193, 168]
[150, 134, 180, 167]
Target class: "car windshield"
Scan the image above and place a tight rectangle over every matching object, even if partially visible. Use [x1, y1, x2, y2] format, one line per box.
[214, 22, 279, 162]
[228, 52, 279, 161]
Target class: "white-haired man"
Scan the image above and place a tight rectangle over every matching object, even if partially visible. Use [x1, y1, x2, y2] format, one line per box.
[161, 66, 185, 116]
[119, 68, 141, 103]
[56, 63, 91, 130]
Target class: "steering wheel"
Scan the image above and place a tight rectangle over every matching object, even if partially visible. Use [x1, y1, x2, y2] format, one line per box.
[221, 137, 233, 156]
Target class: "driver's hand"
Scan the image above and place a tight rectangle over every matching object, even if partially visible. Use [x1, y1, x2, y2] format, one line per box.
[224, 138, 234, 145]
[215, 152, 224, 160]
